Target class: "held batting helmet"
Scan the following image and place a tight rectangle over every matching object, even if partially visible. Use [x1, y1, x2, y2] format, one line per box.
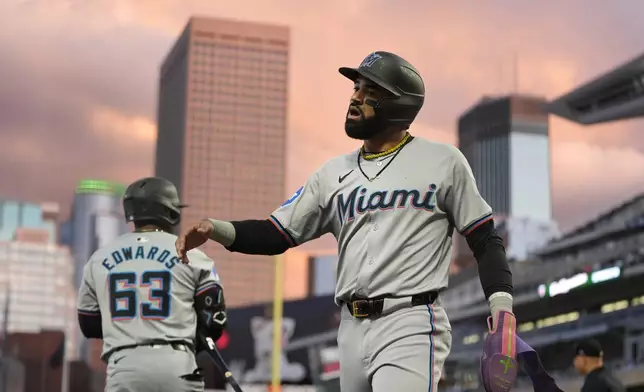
[122, 177, 187, 227]
[339, 51, 425, 128]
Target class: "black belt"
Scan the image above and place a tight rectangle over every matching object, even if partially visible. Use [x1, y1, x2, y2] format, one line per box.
[346, 291, 438, 319]
[106, 340, 195, 362]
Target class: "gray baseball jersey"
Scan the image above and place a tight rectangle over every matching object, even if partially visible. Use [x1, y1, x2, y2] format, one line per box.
[77, 231, 220, 361]
[271, 136, 491, 391]
[270, 136, 492, 303]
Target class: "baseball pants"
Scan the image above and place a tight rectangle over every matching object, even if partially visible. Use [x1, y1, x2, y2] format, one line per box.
[337, 299, 452, 392]
[105, 344, 204, 392]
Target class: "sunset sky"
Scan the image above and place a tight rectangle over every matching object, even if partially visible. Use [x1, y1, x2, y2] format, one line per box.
[1, 0, 644, 234]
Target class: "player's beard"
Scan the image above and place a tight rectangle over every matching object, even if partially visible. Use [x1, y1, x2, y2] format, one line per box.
[344, 106, 388, 140]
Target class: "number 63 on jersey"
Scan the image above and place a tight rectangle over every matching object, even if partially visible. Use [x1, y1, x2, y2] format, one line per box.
[109, 270, 172, 320]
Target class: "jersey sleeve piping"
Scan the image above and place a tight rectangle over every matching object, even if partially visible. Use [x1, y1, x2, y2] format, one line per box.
[196, 282, 221, 297]
[461, 212, 493, 236]
[268, 215, 297, 246]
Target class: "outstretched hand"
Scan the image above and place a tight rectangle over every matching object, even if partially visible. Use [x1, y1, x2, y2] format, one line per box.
[175, 220, 215, 263]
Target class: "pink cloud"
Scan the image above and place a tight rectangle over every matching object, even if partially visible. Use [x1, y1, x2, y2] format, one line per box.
[551, 141, 644, 230]
[0, 0, 643, 233]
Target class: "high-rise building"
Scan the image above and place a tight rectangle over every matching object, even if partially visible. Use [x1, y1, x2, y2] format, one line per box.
[4, 330, 75, 392]
[155, 16, 290, 306]
[0, 200, 57, 243]
[64, 179, 129, 365]
[0, 203, 77, 364]
[66, 180, 129, 289]
[456, 95, 559, 263]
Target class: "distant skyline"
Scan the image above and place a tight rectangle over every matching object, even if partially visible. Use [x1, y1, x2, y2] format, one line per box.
[1, 0, 644, 241]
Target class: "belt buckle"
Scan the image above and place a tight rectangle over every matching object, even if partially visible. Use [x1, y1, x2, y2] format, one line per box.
[352, 300, 370, 318]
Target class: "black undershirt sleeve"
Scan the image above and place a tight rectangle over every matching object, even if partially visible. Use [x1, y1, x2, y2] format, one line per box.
[78, 312, 103, 339]
[465, 219, 513, 298]
[225, 219, 292, 255]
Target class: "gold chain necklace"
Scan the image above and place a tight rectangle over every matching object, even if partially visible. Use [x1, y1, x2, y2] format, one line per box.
[357, 134, 414, 182]
[360, 132, 411, 160]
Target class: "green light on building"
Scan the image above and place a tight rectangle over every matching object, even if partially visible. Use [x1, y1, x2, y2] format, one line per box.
[75, 180, 126, 196]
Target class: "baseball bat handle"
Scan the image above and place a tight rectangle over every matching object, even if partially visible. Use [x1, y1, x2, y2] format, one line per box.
[200, 334, 244, 392]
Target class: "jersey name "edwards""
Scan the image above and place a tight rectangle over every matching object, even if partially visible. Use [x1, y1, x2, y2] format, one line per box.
[337, 184, 438, 223]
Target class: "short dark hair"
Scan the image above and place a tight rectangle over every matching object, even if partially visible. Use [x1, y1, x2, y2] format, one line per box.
[575, 339, 603, 358]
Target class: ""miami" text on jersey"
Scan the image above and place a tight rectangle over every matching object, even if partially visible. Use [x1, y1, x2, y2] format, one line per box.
[337, 184, 438, 223]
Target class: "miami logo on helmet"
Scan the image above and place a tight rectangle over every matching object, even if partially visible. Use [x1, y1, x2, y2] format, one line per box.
[360, 52, 383, 69]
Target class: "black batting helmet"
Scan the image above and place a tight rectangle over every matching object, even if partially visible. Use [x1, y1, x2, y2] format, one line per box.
[122, 177, 187, 227]
[339, 51, 425, 128]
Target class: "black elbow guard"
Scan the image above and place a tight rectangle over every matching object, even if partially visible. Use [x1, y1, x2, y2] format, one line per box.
[194, 285, 227, 340]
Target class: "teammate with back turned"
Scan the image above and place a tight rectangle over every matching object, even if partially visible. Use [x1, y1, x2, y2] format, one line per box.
[77, 177, 227, 392]
[176, 51, 519, 392]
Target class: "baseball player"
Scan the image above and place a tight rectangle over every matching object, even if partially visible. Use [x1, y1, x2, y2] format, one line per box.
[77, 177, 228, 392]
[175, 51, 516, 392]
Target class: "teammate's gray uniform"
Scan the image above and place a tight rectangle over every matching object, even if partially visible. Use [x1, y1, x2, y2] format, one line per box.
[77, 231, 220, 392]
[270, 137, 493, 392]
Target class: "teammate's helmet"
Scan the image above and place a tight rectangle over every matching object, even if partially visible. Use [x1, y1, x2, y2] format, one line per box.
[339, 51, 425, 128]
[122, 177, 187, 227]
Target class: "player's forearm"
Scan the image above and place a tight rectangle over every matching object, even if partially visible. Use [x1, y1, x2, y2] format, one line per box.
[208, 219, 237, 247]
[475, 243, 513, 299]
[466, 219, 513, 296]
[465, 219, 514, 324]
[208, 218, 292, 255]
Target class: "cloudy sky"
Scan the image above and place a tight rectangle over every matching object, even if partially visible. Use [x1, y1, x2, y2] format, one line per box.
[1, 0, 644, 233]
